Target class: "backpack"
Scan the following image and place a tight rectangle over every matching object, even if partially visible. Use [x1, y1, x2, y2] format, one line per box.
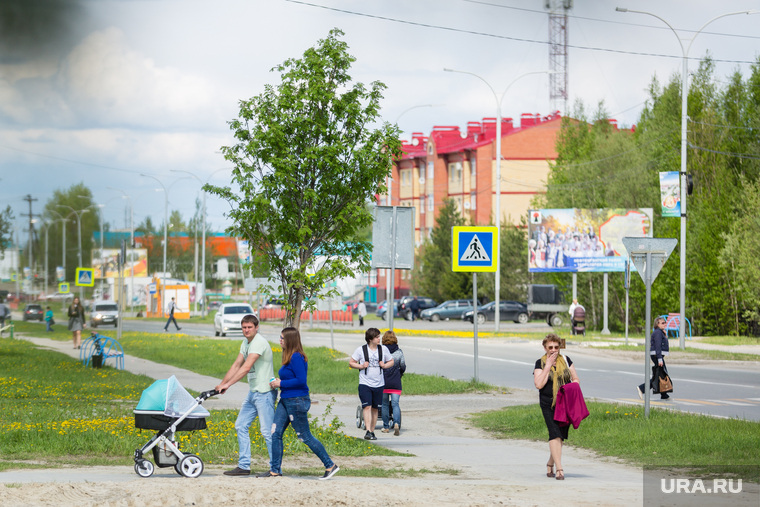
[361, 344, 382, 375]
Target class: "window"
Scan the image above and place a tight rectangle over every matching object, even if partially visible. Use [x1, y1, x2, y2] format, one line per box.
[427, 161, 434, 178]
[470, 156, 477, 187]
[470, 192, 477, 210]
[420, 195, 425, 213]
[448, 162, 462, 185]
[427, 193, 434, 211]
[401, 169, 412, 187]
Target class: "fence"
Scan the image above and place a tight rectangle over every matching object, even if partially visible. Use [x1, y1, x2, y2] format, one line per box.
[258, 308, 354, 325]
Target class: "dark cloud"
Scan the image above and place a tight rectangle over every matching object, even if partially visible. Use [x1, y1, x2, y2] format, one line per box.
[0, 0, 86, 62]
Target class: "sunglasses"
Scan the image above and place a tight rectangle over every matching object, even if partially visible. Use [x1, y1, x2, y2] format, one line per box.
[546, 345, 560, 350]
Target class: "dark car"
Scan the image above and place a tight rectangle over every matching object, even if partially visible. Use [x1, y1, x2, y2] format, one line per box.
[462, 301, 529, 325]
[420, 299, 474, 322]
[398, 296, 437, 320]
[23, 304, 44, 321]
[207, 300, 222, 311]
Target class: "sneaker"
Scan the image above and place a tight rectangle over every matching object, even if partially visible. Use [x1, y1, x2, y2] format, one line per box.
[223, 467, 250, 476]
[368, 432, 377, 440]
[660, 394, 670, 400]
[319, 464, 340, 481]
[255, 471, 281, 478]
[364, 431, 372, 440]
[381, 428, 390, 433]
[393, 423, 400, 436]
[177, 327, 181, 331]
[636, 386, 643, 400]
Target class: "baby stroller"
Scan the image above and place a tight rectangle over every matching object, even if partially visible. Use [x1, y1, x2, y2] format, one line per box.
[355, 403, 393, 431]
[133, 375, 218, 478]
[571, 306, 586, 336]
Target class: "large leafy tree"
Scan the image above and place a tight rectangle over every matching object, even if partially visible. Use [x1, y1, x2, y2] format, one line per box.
[207, 29, 401, 327]
[0, 205, 13, 255]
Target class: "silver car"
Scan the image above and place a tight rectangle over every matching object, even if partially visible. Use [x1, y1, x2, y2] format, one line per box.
[213, 303, 255, 337]
[90, 302, 119, 328]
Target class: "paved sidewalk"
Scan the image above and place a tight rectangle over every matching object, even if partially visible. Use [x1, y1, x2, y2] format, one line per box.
[4, 334, 643, 504]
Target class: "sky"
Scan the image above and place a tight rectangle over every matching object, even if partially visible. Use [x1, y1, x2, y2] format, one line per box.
[1, 0, 759, 243]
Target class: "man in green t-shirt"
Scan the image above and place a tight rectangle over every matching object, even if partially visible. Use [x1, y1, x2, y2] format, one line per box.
[215, 314, 276, 476]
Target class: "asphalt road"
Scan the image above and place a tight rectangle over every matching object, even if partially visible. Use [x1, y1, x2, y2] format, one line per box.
[79, 318, 760, 422]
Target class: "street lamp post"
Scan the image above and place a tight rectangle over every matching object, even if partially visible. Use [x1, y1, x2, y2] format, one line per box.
[57, 205, 90, 300]
[444, 68, 553, 331]
[109, 187, 134, 313]
[47, 210, 68, 286]
[140, 174, 169, 313]
[616, 7, 757, 349]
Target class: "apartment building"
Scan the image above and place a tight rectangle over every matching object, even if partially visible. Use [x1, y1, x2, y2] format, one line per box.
[376, 112, 563, 299]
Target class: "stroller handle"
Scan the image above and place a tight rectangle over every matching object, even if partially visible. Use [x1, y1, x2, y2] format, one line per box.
[200, 389, 220, 400]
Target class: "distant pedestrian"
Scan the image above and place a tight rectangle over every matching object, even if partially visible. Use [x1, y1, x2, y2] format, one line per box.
[261, 327, 340, 480]
[357, 300, 367, 327]
[0, 299, 10, 336]
[45, 306, 54, 332]
[380, 330, 406, 436]
[637, 316, 671, 401]
[349, 327, 393, 440]
[408, 297, 420, 321]
[534, 333, 580, 481]
[163, 297, 181, 332]
[67, 296, 86, 349]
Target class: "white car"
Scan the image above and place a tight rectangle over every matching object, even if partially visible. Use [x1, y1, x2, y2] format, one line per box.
[213, 303, 255, 337]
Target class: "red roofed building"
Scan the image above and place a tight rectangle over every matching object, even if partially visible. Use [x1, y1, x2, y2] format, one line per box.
[376, 112, 563, 298]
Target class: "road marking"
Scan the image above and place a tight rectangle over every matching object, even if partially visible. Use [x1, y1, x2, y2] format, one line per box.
[707, 400, 754, 406]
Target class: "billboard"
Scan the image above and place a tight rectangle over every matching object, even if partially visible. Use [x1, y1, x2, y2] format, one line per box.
[92, 248, 148, 278]
[528, 208, 653, 272]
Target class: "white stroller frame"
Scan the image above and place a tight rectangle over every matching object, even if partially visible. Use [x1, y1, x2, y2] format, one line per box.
[133, 389, 218, 478]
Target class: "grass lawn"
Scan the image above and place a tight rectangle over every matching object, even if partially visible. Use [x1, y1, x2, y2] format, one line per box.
[0, 337, 405, 473]
[470, 401, 760, 476]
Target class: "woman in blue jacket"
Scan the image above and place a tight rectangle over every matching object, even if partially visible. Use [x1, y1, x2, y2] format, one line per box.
[260, 327, 340, 480]
[637, 316, 671, 400]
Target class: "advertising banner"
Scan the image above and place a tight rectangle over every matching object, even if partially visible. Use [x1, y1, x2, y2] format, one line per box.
[659, 171, 681, 217]
[92, 248, 148, 278]
[528, 208, 653, 272]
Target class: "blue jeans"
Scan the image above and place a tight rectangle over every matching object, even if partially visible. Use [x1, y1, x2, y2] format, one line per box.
[164, 314, 179, 330]
[46, 320, 53, 332]
[270, 396, 334, 475]
[382, 392, 401, 429]
[235, 390, 276, 470]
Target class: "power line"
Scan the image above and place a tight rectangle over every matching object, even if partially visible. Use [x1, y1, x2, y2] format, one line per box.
[688, 142, 760, 160]
[284, 0, 759, 64]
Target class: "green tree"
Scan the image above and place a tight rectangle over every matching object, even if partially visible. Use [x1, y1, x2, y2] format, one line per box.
[412, 199, 471, 302]
[0, 205, 13, 255]
[43, 183, 98, 283]
[207, 29, 401, 327]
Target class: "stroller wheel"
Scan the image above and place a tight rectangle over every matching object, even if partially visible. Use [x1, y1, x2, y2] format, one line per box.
[355, 405, 365, 429]
[135, 459, 154, 478]
[179, 454, 204, 478]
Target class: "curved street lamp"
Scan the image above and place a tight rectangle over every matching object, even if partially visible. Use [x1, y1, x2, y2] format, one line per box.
[443, 68, 553, 331]
[616, 7, 758, 348]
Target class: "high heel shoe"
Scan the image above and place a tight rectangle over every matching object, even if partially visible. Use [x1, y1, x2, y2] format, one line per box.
[546, 464, 555, 478]
[556, 469, 565, 480]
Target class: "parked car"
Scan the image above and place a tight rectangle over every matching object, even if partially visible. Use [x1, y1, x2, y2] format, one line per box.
[420, 299, 473, 322]
[90, 301, 119, 328]
[207, 300, 222, 311]
[213, 303, 255, 336]
[23, 304, 44, 321]
[462, 301, 529, 325]
[398, 296, 438, 320]
[262, 297, 286, 310]
[375, 299, 401, 320]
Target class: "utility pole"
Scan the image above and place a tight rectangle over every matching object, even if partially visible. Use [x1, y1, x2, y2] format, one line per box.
[21, 194, 39, 291]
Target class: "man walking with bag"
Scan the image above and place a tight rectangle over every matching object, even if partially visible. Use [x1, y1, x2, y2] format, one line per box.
[163, 297, 181, 332]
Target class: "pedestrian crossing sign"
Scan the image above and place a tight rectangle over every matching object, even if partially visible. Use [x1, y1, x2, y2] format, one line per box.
[58, 282, 70, 294]
[452, 226, 498, 272]
[75, 268, 95, 287]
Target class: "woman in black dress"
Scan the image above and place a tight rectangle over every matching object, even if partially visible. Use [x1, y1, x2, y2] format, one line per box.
[533, 333, 580, 481]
